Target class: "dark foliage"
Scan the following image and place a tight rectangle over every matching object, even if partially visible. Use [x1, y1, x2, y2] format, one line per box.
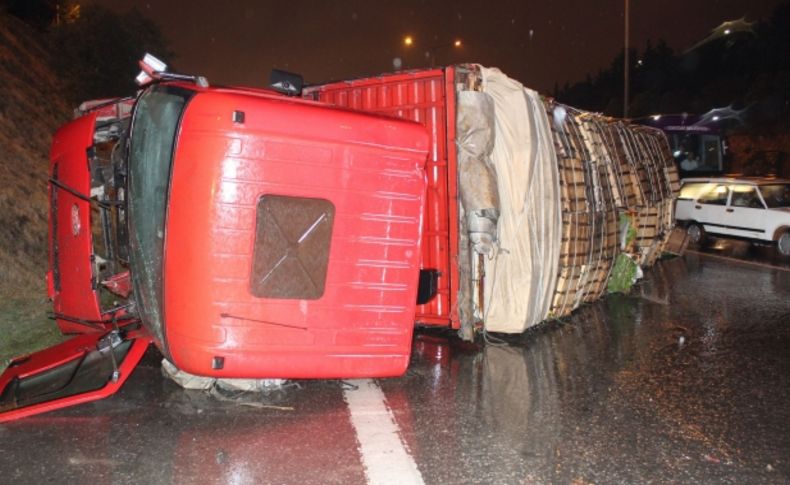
[1, 0, 56, 30]
[50, 5, 173, 104]
[557, 3, 790, 132]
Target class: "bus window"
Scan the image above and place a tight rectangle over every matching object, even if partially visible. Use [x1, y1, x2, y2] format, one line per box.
[671, 133, 723, 173]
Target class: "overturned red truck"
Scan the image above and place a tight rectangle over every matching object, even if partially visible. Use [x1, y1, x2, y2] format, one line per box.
[0, 58, 429, 422]
[307, 66, 679, 336]
[0, 58, 678, 422]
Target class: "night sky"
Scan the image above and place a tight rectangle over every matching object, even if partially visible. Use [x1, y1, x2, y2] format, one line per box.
[90, 0, 785, 92]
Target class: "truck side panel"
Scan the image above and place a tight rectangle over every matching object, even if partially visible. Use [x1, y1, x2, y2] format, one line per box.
[306, 68, 459, 328]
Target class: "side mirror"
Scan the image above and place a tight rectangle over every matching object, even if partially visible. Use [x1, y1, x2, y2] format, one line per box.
[270, 69, 303, 96]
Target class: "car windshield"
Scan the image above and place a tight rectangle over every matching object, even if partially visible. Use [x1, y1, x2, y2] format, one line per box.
[127, 86, 192, 349]
[759, 184, 790, 208]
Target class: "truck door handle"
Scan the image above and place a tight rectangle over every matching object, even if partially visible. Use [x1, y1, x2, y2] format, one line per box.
[726, 208, 734, 213]
[694, 205, 701, 209]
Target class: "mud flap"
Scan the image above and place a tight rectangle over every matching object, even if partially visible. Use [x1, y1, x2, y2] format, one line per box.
[0, 330, 149, 423]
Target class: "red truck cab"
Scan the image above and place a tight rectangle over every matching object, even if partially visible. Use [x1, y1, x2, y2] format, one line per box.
[1, 75, 429, 421]
[135, 83, 428, 378]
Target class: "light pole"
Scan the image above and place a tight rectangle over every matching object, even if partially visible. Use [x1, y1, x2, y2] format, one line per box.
[402, 36, 462, 68]
[623, 0, 630, 119]
[428, 39, 462, 67]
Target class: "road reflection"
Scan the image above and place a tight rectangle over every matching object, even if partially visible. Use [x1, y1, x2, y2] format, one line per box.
[399, 254, 789, 482]
[2, 254, 788, 484]
[690, 236, 790, 270]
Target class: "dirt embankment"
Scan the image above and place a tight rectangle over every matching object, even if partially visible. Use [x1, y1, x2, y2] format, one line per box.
[0, 13, 71, 298]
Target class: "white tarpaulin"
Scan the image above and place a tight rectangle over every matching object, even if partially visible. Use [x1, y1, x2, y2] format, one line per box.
[477, 67, 562, 333]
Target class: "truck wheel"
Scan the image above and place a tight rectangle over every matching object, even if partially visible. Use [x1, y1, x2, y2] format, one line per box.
[777, 231, 790, 256]
[687, 223, 706, 246]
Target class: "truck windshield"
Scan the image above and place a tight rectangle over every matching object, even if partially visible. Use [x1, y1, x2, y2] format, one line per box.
[127, 86, 192, 350]
[760, 184, 790, 208]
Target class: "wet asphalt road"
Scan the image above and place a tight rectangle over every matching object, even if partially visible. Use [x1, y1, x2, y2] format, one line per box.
[1, 250, 789, 484]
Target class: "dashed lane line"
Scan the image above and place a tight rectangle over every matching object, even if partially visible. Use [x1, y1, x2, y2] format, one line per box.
[343, 379, 424, 485]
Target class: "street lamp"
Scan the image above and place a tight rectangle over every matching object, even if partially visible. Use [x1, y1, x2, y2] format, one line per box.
[401, 35, 463, 68]
[426, 40, 462, 67]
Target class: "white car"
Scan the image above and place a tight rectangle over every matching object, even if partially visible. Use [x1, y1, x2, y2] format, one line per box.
[675, 177, 790, 256]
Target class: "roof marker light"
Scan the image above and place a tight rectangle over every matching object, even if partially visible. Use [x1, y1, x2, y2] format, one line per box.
[135, 53, 209, 88]
[135, 53, 167, 86]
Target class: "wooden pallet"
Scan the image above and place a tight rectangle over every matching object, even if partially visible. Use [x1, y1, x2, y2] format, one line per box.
[544, 102, 620, 318]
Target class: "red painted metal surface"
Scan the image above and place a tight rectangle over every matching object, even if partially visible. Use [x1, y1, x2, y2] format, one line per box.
[0, 331, 150, 423]
[48, 113, 104, 334]
[163, 86, 430, 378]
[443, 70, 461, 329]
[304, 68, 460, 329]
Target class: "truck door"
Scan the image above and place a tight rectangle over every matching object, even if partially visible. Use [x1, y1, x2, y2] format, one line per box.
[0, 329, 149, 423]
[694, 183, 732, 236]
[725, 184, 770, 241]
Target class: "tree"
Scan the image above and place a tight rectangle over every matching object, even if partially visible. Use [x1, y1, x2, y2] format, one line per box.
[1, 0, 56, 30]
[50, 5, 173, 104]
[556, 2, 790, 132]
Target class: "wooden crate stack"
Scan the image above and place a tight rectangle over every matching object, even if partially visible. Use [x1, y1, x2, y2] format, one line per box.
[544, 101, 620, 318]
[602, 121, 679, 266]
[541, 100, 679, 320]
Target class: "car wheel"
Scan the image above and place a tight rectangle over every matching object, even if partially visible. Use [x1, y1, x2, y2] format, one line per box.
[687, 223, 706, 245]
[777, 231, 790, 256]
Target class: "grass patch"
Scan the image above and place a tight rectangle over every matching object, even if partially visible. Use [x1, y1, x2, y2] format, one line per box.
[0, 295, 63, 373]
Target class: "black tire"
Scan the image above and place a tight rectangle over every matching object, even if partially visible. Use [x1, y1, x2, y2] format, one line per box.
[777, 231, 790, 257]
[687, 223, 706, 246]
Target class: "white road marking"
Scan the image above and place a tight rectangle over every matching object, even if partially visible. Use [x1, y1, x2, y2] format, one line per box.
[343, 379, 424, 485]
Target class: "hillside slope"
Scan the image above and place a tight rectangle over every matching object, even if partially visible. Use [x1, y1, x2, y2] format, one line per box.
[0, 13, 71, 366]
[0, 13, 70, 297]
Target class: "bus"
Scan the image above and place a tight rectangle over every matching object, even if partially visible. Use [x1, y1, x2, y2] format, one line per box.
[637, 114, 726, 177]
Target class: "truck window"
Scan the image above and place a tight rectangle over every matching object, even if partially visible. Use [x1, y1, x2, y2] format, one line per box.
[697, 184, 729, 206]
[760, 184, 790, 208]
[730, 185, 765, 209]
[127, 86, 193, 348]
